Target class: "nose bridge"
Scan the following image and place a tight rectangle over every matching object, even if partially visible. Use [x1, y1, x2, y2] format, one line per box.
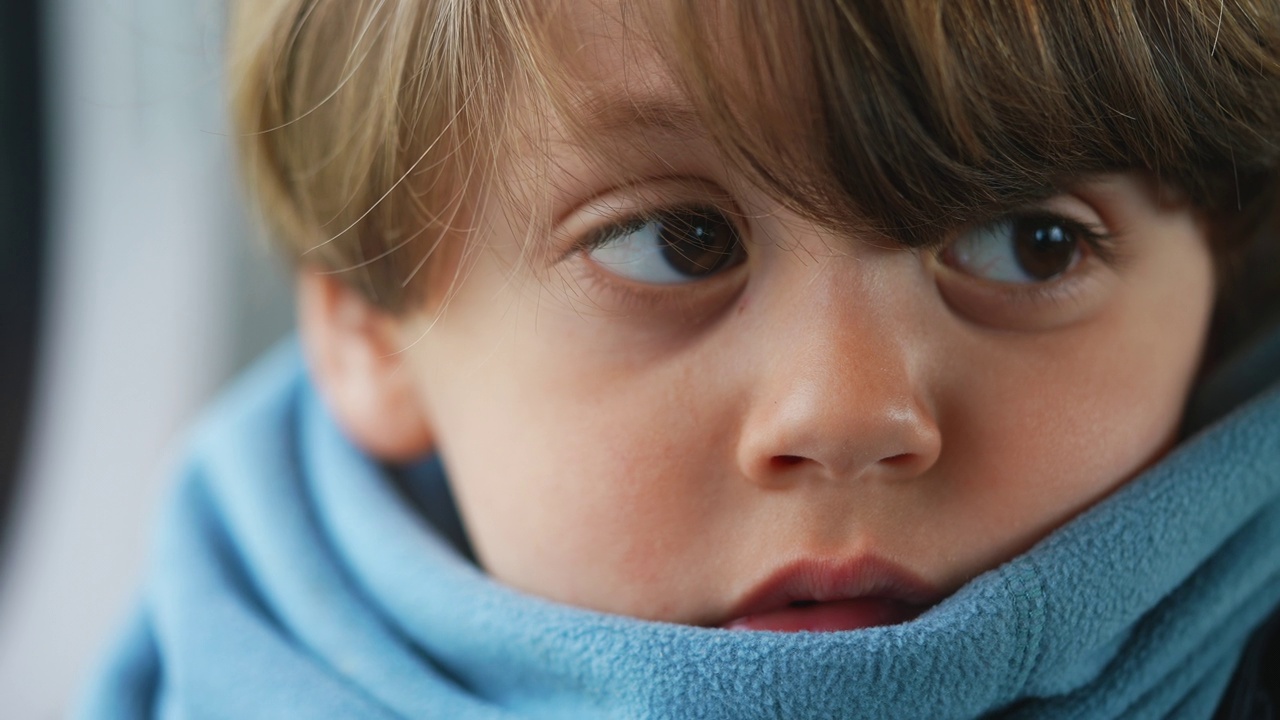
[737, 259, 940, 485]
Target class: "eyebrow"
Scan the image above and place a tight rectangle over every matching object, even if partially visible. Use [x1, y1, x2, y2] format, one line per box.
[574, 91, 707, 139]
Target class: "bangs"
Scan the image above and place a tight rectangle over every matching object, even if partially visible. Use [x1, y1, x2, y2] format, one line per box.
[231, 0, 540, 312]
[649, 0, 1280, 247]
[234, 0, 1280, 313]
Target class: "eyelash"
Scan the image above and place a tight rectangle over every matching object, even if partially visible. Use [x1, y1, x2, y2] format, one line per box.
[1014, 211, 1119, 265]
[577, 205, 736, 252]
[564, 203, 746, 310]
[926, 209, 1128, 326]
[584, 216, 648, 248]
[567, 203, 1125, 319]
[952, 211, 1122, 275]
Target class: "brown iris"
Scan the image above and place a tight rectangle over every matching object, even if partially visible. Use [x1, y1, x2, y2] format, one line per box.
[654, 207, 745, 278]
[1011, 215, 1080, 280]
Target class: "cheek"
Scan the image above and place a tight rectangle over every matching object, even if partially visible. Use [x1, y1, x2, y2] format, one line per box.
[415, 314, 733, 618]
[926, 229, 1215, 582]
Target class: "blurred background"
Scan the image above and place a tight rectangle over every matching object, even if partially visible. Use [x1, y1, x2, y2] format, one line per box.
[0, 0, 293, 715]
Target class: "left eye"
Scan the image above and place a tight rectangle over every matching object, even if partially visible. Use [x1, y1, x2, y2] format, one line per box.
[944, 214, 1089, 283]
[586, 207, 746, 285]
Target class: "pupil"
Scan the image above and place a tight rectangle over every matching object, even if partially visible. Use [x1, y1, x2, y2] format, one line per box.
[658, 209, 741, 277]
[1013, 217, 1077, 280]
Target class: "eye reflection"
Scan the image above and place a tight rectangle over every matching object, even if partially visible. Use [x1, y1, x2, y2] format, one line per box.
[587, 207, 746, 285]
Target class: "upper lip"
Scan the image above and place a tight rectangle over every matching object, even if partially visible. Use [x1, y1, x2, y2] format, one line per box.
[720, 555, 945, 623]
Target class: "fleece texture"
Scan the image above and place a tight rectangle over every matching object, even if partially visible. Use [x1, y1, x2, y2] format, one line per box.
[78, 342, 1280, 719]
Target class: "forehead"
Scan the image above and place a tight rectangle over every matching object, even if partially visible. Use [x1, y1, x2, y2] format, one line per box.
[552, 0, 697, 126]
[492, 1, 725, 222]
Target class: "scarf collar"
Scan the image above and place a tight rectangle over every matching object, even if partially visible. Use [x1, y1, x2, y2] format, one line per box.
[80, 340, 1280, 719]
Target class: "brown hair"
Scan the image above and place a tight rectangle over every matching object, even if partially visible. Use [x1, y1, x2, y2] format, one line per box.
[229, 0, 1280, 329]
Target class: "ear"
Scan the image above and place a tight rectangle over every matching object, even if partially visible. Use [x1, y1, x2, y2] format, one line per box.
[297, 268, 434, 462]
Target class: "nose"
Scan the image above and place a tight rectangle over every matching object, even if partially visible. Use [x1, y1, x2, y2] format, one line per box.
[735, 272, 942, 488]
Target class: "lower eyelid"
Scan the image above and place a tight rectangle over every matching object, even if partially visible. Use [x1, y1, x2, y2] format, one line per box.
[932, 254, 1118, 332]
[569, 250, 749, 316]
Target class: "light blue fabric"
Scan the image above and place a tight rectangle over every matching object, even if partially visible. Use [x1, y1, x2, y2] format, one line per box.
[78, 341, 1280, 719]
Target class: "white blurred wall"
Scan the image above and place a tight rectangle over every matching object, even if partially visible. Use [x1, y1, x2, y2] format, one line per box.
[0, 0, 292, 716]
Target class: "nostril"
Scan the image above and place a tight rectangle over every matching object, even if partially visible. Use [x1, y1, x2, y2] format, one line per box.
[881, 453, 915, 467]
[770, 455, 806, 470]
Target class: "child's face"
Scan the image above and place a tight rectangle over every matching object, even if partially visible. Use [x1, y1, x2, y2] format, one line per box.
[317, 4, 1217, 631]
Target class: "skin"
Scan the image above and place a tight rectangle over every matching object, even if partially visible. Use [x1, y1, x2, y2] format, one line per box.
[299, 3, 1217, 628]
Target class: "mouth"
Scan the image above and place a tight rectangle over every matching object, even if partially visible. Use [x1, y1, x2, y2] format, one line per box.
[718, 556, 943, 633]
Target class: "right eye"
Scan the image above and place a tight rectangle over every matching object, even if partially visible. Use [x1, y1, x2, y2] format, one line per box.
[585, 206, 746, 285]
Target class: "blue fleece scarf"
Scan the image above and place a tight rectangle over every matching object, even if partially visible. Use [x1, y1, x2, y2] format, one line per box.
[79, 341, 1280, 720]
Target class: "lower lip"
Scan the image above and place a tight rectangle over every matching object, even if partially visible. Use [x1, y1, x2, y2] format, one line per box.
[721, 598, 921, 632]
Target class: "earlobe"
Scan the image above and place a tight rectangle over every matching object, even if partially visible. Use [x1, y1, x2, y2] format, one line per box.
[297, 269, 434, 462]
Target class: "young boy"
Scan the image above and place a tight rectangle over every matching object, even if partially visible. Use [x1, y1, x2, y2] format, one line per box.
[82, 0, 1280, 717]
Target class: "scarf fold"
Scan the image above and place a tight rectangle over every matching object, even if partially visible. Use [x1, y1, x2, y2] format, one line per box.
[79, 342, 1280, 719]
